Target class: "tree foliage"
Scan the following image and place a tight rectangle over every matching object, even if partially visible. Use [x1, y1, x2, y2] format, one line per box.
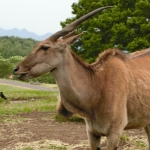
[61, 0, 150, 62]
[0, 36, 39, 58]
[0, 55, 24, 78]
[0, 58, 12, 78]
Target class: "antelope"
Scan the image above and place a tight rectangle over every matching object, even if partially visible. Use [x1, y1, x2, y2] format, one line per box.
[13, 6, 150, 150]
[130, 48, 150, 58]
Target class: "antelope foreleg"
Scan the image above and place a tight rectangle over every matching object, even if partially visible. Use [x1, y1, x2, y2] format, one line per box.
[106, 132, 120, 150]
[144, 124, 150, 150]
[87, 130, 101, 150]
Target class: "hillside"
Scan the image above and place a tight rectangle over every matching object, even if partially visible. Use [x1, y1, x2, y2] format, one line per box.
[0, 36, 38, 58]
[0, 28, 52, 41]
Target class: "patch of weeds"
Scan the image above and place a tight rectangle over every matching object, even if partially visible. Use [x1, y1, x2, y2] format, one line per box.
[0, 97, 10, 104]
[55, 114, 84, 123]
[39, 139, 46, 144]
[47, 145, 67, 150]
[121, 134, 148, 150]
[37, 140, 68, 149]
[21, 147, 34, 150]
[0, 98, 4, 103]
[135, 140, 147, 148]
[3, 116, 27, 125]
[120, 134, 130, 142]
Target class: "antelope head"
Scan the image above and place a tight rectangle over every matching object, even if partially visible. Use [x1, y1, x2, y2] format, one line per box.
[13, 6, 113, 80]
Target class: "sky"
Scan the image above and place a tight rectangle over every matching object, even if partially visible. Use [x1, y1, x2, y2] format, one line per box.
[0, 0, 79, 35]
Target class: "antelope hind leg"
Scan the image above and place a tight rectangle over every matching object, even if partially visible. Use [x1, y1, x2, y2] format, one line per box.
[144, 124, 150, 150]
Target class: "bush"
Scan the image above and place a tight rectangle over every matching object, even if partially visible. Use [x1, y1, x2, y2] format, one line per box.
[30, 73, 56, 84]
[0, 58, 13, 78]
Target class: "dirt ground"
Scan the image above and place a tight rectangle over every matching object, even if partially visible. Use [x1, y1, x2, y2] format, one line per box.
[0, 111, 148, 150]
[0, 111, 88, 150]
[0, 80, 148, 149]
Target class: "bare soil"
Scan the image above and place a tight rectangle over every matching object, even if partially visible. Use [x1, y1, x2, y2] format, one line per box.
[0, 111, 88, 150]
[0, 111, 148, 150]
[0, 79, 148, 149]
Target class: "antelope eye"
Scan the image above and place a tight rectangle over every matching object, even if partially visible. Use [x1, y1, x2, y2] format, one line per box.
[41, 44, 50, 51]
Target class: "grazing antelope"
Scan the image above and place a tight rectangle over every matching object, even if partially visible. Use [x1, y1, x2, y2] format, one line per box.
[13, 6, 150, 150]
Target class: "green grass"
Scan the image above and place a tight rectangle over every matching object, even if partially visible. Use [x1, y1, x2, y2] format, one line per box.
[0, 84, 55, 100]
[120, 134, 130, 142]
[0, 99, 57, 116]
[46, 145, 67, 150]
[0, 84, 58, 116]
[120, 134, 148, 150]
[0, 84, 84, 123]
[21, 148, 34, 150]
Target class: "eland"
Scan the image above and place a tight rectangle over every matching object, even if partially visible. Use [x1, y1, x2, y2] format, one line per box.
[13, 6, 150, 150]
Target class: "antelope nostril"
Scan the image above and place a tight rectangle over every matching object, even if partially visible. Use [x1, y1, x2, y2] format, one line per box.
[13, 67, 19, 73]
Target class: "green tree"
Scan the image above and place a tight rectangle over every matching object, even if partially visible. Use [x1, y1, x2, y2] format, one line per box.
[31, 73, 56, 84]
[61, 0, 150, 62]
[8, 56, 24, 71]
[0, 36, 39, 58]
[0, 58, 13, 78]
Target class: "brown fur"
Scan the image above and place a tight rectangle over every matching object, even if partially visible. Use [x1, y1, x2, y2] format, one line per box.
[93, 48, 127, 66]
[70, 48, 128, 73]
[70, 50, 93, 72]
[129, 48, 150, 58]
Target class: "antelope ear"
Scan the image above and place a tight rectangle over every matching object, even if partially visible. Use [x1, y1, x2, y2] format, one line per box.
[62, 30, 76, 40]
[64, 32, 83, 45]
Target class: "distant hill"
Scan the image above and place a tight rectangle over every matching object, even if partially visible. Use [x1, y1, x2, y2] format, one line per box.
[0, 28, 52, 41]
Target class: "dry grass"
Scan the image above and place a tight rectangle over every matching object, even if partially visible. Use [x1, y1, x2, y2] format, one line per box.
[6, 140, 89, 150]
